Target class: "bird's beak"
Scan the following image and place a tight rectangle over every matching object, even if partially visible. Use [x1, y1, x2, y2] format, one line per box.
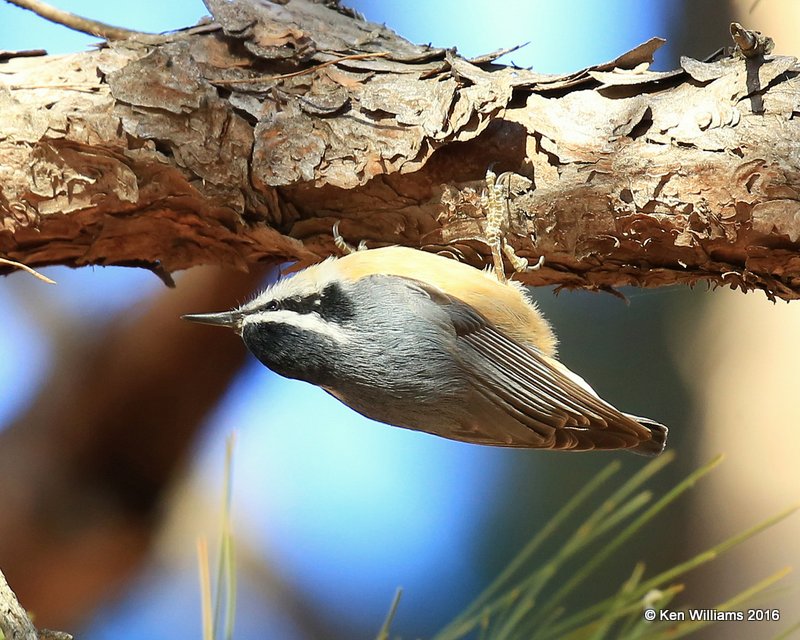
[181, 310, 244, 331]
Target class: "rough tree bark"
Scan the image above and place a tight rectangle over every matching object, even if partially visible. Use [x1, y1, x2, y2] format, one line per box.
[1, 0, 799, 298]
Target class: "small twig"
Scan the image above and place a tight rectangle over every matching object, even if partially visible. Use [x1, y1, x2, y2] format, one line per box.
[0, 49, 47, 61]
[212, 51, 389, 86]
[7, 83, 106, 93]
[3, 0, 164, 42]
[0, 257, 56, 284]
[468, 42, 529, 66]
[730, 22, 774, 58]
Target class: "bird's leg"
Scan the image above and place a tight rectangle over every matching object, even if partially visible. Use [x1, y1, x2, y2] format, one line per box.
[483, 168, 529, 282]
[332, 221, 368, 255]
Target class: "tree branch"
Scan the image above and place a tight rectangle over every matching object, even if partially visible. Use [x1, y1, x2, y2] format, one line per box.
[1, 0, 799, 299]
[2, 0, 158, 41]
[0, 567, 37, 640]
[0, 568, 71, 640]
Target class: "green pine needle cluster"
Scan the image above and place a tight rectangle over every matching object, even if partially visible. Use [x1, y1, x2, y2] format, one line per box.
[377, 452, 798, 640]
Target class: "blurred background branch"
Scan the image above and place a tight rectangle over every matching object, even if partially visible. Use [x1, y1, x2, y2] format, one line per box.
[0, 266, 262, 624]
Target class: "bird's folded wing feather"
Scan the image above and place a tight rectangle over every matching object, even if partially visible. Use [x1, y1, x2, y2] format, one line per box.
[409, 278, 658, 451]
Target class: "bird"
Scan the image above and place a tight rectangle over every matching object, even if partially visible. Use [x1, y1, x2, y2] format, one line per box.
[182, 246, 668, 455]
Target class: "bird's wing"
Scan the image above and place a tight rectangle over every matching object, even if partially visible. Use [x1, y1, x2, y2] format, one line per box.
[407, 278, 666, 454]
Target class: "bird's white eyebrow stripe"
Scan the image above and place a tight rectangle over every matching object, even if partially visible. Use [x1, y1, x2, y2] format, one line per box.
[243, 309, 350, 343]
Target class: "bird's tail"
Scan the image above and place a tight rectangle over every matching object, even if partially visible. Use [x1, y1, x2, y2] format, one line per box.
[626, 415, 669, 457]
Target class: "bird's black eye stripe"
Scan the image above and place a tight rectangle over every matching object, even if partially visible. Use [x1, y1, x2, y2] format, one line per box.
[258, 294, 321, 314]
[282, 294, 320, 313]
[254, 284, 353, 321]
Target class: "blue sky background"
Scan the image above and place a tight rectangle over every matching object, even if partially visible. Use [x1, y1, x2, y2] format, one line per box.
[0, 2, 680, 638]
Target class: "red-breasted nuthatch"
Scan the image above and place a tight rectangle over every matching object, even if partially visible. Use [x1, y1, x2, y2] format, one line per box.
[183, 246, 667, 455]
